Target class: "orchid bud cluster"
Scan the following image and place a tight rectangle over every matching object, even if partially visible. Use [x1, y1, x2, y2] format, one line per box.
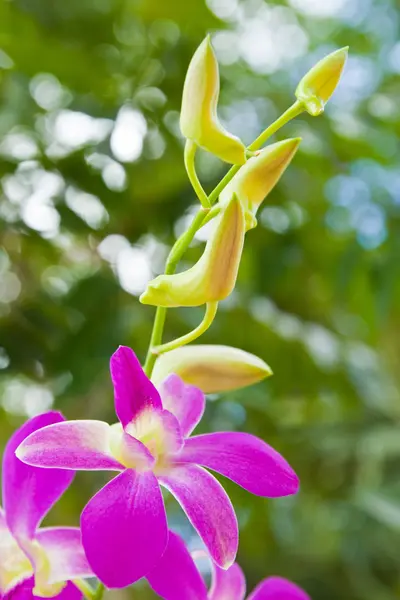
[0, 36, 347, 600]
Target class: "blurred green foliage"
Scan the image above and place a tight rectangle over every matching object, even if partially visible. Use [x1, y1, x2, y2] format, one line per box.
[1, 0, 400, 598]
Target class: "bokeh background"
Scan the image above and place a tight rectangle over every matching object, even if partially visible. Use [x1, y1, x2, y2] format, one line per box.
[1, 0, 400, 598]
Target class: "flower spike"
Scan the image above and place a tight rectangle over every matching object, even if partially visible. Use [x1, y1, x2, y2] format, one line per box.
[180, 36, 246, 165]
[295, 47, 348, 116]
[140, 194, 245, 307]
[220, 139, 301, 229]
[152, 344, 272, 393]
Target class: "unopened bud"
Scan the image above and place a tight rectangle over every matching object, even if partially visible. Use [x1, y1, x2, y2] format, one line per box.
[140, 194, 245, 307]
[295, 47, 348, 116]
[180, 36, 246, 165]
[152, 344, 272, 393]
[220, 139, 301, 229]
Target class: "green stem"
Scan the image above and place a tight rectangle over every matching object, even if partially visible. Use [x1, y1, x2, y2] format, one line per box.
[143, 101, 304, 377]
[248, 100, 304, 151]
[152, 302, 218, 355]
[93, 583, 106, 600]
[73, 580, 95, 600]
[184, 140, 210, 208]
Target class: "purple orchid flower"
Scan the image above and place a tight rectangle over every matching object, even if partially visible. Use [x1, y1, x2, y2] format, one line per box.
[0, 412, 92, 600]
[147, 531, 311, 600]
[16, 346, 299, 590]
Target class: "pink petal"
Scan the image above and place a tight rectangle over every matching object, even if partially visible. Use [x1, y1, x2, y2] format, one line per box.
[147, 531, 208, 600]
[54, 583, 83, 600]
[2, 412, 74, 540]
[110, 346, 162, 427]
[177, 432, 299, 497]
[247, 577, 311, 600]
[81, 469, 168, 588]
[209, 562, 246, 600]
[158, 375, 205, 438]
[159, 464, 238, 569]
[1, 580, 81, 600]
[16, 420, 124, 471]
[2, 577, 34, 600]
[35, 527, 93, 583]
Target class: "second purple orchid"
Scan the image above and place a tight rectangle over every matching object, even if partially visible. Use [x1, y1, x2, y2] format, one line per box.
[16, 345, 299, 589]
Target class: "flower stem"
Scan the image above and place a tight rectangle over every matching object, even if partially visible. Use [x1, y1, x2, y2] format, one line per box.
[93, 582, 106, 600]
[152, 302, 218, 355]
[73, 580, 95, 600]
[143, 101, 304, 377]
[184, 139, 210, 208]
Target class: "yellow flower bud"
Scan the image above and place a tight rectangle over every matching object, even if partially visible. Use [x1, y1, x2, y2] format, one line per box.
[140, 194, 245, 307]
[180, 36, 246, 165]
[219, 138, 301, 229]
[295, 47, 348, 116]
[152, 344, 272, 393]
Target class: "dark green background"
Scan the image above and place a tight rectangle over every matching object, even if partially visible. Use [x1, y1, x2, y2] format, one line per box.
[1, 0, 400, 598]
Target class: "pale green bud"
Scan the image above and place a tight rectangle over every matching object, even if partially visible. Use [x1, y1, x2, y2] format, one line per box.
[152, 344, 272, 393]
[180, 36, 246, 165]
[219, 138, 301, 229]
[295, 47, 348, 116]
[140, 194, 245, 307]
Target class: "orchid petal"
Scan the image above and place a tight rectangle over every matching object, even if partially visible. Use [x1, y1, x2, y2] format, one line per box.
[35, 528, 93, 583]
[2, 577, 34, 600]
[248, 577, 310, 600]
[158, 375, 205, 438]
[147, 531, 208, 600]
[209, 562, 246, 600]
[3, 412, 75, 540]
[110, 346, 162, 427]
[54, 582, 83, 600]
[125, 409, 183, 460]
[177, 432, 299, 497]
[81, 469, 168, 588]
[16, 421, 124, 472]
[0, 510, 32, 596]
[159, 465, 238, 569]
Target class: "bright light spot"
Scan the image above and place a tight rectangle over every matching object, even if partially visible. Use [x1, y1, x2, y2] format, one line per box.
[353, 203, 387, 250]
[206, 0, 240, 21]
[135, 87, 167, 111]
[388, 41, 400, 73]
[0, 49, 14, 69]
[0, 132, 38, 160]
[144, 128, 166, 160]
[260, 206, 291, 234]
[65, 187, 109, 229]
[273, 314, 303, 340]
[102, 162, 127, 191]
[332, 56, 380, 107]
[30, 73, 71, 111]
[116, 246, 152, 295]
[325, 175, 371, 208]
[98, 234, 131, 263]
[163, 111, 182, 139]
[0, 272, 21, 303]
[239, 7, 308, 74]
[368, 94, 397, 119]
[0, 347, 10, 369]
[85, 153, 127, 192]
[288, 0, 349, 17]
[304, 325, 340, 370]
[111, 106, 147, 163]
[212, 31, 240, 65]
[42, 266, 73, 297]
[2, 380, 54, 417]
[53, 110, 113, 149]
[22, 196, 60, 236]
